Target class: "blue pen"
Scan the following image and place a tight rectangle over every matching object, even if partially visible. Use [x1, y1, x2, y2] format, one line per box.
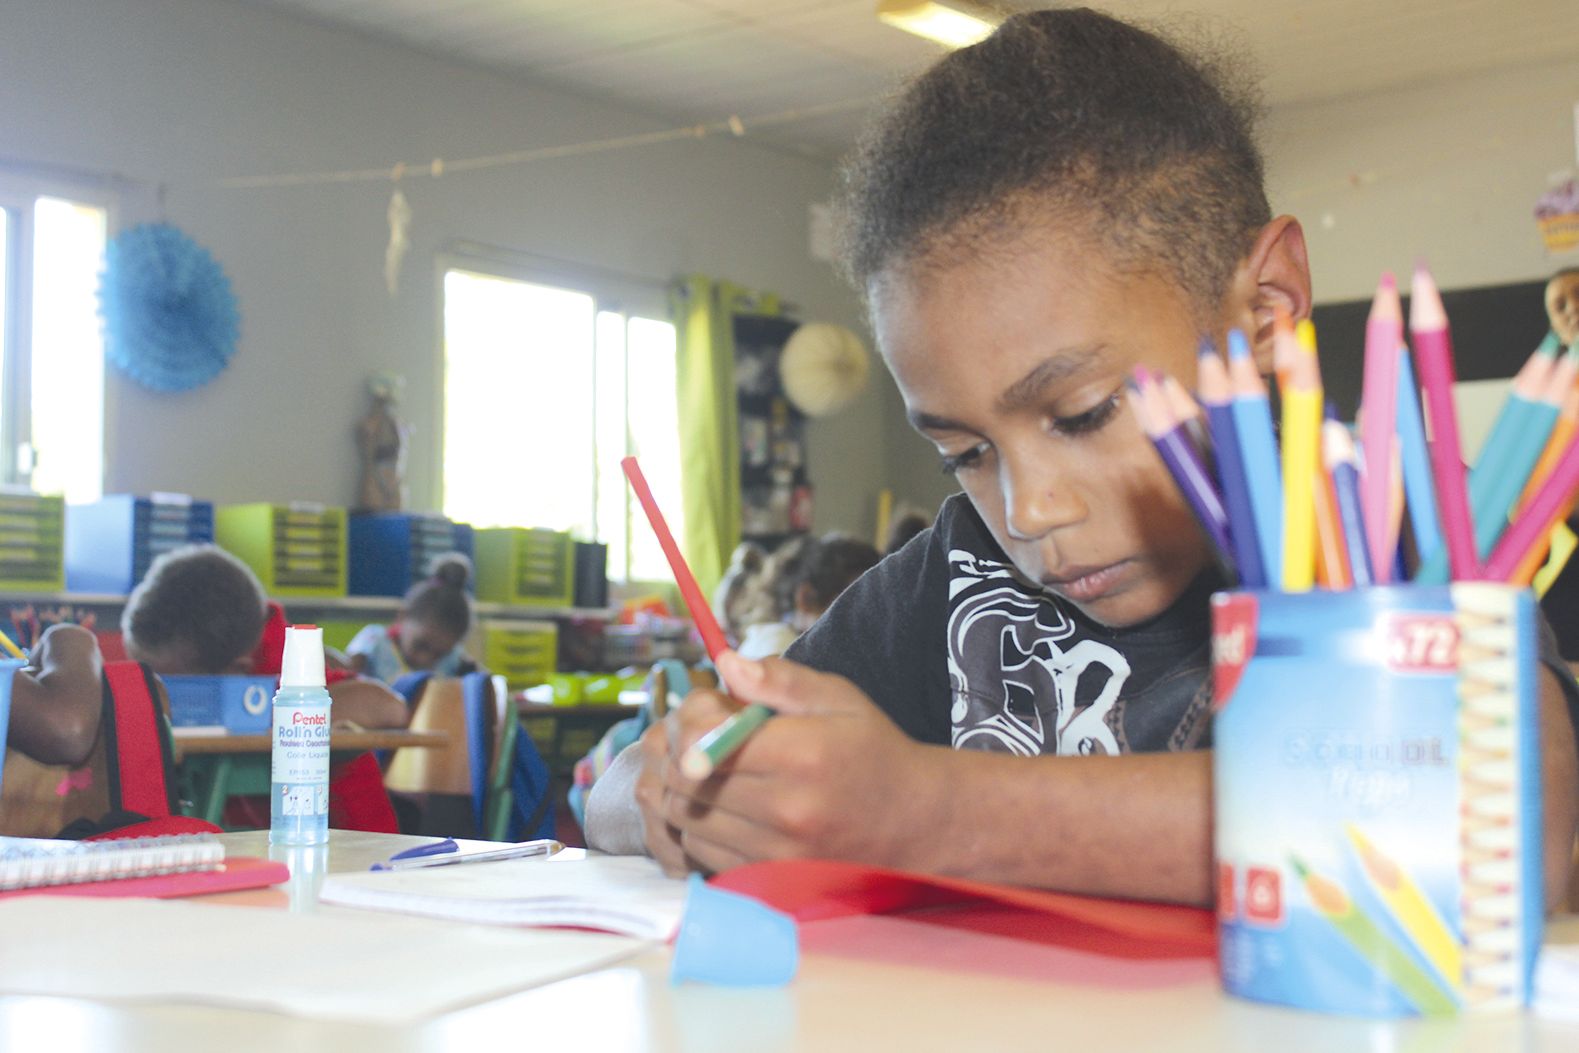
[372, 838, 458, 870]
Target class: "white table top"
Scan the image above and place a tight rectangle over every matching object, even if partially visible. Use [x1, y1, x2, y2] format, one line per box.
[0, 830, 1574, 1052]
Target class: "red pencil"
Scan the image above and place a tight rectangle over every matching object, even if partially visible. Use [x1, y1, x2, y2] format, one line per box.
[621, 456, 729, 662]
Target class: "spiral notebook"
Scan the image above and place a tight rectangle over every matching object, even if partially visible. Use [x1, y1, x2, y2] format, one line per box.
[0, 834, 225, 892]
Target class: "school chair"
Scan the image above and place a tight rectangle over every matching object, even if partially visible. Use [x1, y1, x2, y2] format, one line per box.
[0, 661, 221, 839]
[385, 671, 554, 842]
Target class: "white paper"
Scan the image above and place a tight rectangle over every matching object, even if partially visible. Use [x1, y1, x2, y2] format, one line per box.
[0, 898, 644, 1024]
[318, 854, 688, 940]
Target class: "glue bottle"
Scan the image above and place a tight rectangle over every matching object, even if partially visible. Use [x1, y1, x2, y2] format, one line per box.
[269, 624, 331, 845]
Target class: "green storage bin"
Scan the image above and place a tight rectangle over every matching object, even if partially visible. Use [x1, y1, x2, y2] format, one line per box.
[0, 492, 65, 591]
[481, 618, 558, 690]
[215, 503, 347, 598]
[473, 527, 574, 608]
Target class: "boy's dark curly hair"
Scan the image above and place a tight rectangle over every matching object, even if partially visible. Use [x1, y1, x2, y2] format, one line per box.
[837, 7, 1269, 319]
[401, 551, 473, 637]
[121, 545, 269, 674]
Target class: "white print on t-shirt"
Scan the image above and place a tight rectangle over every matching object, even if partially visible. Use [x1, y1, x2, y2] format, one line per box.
[945, 550, 1129, 756]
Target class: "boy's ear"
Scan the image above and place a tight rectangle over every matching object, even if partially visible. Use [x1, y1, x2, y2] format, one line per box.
[1235, 216, 1312, 374]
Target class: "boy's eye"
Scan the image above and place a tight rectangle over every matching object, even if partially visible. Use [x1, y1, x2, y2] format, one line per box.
[938, 442, 990, 475]
[1050, 390, 1123, 436]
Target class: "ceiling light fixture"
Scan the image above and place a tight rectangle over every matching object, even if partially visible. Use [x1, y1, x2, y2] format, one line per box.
[876, 0, 1000, 49]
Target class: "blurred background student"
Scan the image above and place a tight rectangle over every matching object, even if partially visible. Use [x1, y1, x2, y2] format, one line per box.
[346, 553, 476, 683]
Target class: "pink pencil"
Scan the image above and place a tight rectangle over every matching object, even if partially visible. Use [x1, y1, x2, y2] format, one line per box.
[1360, 273, 1402, 583]
[1482, 435, 1579, 582]
[1409, 265, 1477, 581]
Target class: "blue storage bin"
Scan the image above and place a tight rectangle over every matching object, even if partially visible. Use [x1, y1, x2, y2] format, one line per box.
[348, 513, 474, 597]
[66, 494, 214, 594]
[163, 675, 276, 732]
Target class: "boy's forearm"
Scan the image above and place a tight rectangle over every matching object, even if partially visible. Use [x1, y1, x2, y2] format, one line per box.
[328, 679, 409, 729]
[917, 748, 1214, 906]
[1538, 668, 1579, 912]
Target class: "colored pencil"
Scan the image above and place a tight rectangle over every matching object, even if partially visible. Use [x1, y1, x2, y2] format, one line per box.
[1409, 265, 1478, 581]
[1226, 329, 1283, 582]
[621, 456, 768, 779]
[1291, 856, 1458, 1015]
[1197, 345, 1266, 589]
[1394, 346, 1442, 571]
[1324, 417, 1373, 587]
[0, 627, 25, 660]
[1482, 432, 1579, 583]
[1360, 274, 1403, 583]
[1129, 367, 1235, 572]
[1467, 334, 1561, 491]
[1345, 825, 1462, 990]
[1512, 376, 1579, 582]
[1160, 372, 1211, 456]
[1278, 312, 1320, 591]
[1312, 444, 1351, 590]
[1470, 345, 1574, 561]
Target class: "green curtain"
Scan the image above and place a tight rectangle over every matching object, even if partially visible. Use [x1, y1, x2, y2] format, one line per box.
[670, 275, 780, 598]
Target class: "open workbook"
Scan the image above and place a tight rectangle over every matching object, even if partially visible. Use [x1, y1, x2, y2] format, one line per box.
[318, 854, 689, 940]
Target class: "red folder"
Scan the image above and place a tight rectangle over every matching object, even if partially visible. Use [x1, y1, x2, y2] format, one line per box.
[710, 859, 1216, 959]
[0, 857, 289, 901]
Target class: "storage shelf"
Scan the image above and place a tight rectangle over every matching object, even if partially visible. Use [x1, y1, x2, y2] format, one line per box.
[0, 589, 614, 622]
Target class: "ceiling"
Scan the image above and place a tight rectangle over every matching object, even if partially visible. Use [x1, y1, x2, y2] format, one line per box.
[246, 0, 1579, 159]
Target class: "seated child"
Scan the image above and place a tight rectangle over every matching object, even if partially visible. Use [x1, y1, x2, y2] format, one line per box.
[346, 553, 474, 684]
[121, 544, 409, 830]
[587, 8, 1579, 909]
[714, 534, 882, 659]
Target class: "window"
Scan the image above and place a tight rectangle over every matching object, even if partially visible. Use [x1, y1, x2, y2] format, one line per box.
[0, 182, 109, 504]
[441, 264, 683, 583]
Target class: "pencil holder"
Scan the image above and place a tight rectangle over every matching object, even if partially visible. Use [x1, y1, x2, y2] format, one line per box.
[1212, 584, 1542, 1017]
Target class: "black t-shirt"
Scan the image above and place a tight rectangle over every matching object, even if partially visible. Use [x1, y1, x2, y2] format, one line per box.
[786, 494, 1218, 755]
[787, 494, 1579, 760]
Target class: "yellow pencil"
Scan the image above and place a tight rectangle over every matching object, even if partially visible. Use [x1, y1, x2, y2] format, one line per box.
[1345, 824, 1462, 991]
[1279, 311, 1320, 591]
[0, 626, 26, 660]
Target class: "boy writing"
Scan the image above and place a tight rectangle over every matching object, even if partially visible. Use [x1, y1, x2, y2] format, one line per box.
[587, 8, 1579, 907]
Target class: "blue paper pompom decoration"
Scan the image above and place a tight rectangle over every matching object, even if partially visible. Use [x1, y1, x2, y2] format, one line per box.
[100, 223, 240, 393]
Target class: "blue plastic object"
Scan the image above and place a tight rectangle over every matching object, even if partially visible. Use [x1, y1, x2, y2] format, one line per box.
[671, 874, 799, 987]
[65, 494, 214, 594]
[348, 513, 474, 597]
[162, 674, 276, 732]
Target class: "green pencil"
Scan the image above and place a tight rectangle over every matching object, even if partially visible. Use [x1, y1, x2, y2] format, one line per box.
[680, 703, 773, 779]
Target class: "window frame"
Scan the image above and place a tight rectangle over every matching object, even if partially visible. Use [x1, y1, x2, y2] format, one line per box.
[434, 245, 678, 585]
[0, 167, 119, 498]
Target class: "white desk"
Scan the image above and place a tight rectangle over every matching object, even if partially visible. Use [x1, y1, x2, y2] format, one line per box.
[0, 830, 1574, 1052]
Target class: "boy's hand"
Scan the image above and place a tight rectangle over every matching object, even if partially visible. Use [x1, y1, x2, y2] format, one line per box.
[659, 651, 945, 874]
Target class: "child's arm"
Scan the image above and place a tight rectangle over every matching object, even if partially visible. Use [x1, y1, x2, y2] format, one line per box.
[5, 624, 103, 767]
[648, 652, 1579, 910]
[327, 676, 410, 730]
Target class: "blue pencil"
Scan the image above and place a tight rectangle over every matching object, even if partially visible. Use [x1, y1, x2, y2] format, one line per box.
[1226, 329, 1282, 580]
[1394, 346, 1441, 572]
[1324, 416, 1374, 587]
[1473, 345, 1575, 560]
[1196, 343, 1265, 588]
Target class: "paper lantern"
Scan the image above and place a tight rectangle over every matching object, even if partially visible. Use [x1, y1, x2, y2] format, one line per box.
[778, 323, 869, 417]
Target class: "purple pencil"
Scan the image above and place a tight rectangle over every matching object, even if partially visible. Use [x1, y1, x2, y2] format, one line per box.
[1129, 367, 1235, 578]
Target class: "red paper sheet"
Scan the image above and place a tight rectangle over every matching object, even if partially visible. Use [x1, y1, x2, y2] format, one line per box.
[710, 859, 1216, 959]
[0, 856, 289, 901]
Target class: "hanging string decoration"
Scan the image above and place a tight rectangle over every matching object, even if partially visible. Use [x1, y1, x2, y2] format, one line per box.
[99, 223, 240, 393]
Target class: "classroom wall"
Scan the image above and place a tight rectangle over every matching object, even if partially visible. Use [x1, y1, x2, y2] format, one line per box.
[0, 0, 888, 538]
[1264, 55, 1579, 305]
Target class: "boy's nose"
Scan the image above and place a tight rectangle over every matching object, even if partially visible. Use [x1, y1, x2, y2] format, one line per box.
[1001, 457, 1087, 541]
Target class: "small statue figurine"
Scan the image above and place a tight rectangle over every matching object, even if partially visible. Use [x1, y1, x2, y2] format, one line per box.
[356, 371, 409, 512]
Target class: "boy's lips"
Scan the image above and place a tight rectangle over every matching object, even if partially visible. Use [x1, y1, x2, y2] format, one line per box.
[1041, 560, 1130, 602]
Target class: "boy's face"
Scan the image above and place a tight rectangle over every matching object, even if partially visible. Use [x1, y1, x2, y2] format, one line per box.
[872, 231, 1220, 628]
[1546, 273, 1579, 347]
